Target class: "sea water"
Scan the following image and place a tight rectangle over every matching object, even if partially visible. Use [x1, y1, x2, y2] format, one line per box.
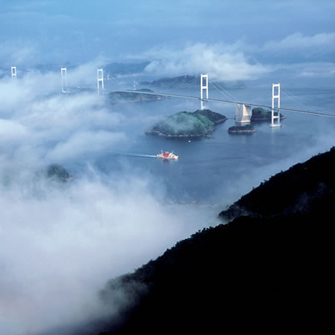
[76, 81, 335, 208]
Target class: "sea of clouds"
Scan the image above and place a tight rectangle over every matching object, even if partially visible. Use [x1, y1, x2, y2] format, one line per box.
[0, 68, 220, 335]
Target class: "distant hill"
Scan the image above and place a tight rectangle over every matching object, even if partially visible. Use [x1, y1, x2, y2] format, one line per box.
[108, 89, 164, 104]
[141, 75, 246, 89]
[78, 147, 334, 334]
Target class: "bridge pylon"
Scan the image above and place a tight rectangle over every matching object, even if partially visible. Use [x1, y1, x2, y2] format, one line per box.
[11, 66, 17, 78]
[97, 68, 104, 94]
[61, 67, 68, 93]
[235, 103, 252, 124]
[200, 74, 208, 110]
[271, 83, 281, 127]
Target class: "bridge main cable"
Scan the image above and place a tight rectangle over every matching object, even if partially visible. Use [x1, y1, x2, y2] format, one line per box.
[108, 89, 335, 119]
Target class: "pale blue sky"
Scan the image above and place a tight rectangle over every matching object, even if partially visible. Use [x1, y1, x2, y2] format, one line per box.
[0, 0, 334, 80]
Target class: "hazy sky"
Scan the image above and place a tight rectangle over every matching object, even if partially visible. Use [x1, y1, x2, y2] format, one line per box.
[0, 0, 334, 81]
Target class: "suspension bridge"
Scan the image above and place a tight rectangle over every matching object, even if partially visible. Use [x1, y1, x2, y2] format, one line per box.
[9, 66, 335, 123]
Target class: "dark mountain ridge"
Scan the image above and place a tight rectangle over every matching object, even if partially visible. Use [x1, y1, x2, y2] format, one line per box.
[220, 146, 335, 221]
[78, 147, 335, 334]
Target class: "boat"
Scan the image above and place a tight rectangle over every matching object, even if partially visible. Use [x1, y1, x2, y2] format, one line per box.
[157, 150, 178, 160]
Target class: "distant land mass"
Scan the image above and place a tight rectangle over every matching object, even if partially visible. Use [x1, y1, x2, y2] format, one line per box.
[79, 146, 334, 335]
[141, 75, 246, 89]
[108, 89, 164, 104]
[145, 109, 227, 137]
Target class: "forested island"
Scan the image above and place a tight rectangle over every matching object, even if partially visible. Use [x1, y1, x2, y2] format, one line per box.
[228, 123, 256, 133]
[76, 146, 334, 335]
[145, 109, 227, 137]
[251, 107, 286, 121]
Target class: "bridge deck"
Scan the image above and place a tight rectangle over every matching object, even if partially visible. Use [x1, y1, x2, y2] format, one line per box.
[108, 89, 335, 118]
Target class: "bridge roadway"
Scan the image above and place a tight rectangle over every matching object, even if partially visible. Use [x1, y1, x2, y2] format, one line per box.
[107, 89, 335, 119]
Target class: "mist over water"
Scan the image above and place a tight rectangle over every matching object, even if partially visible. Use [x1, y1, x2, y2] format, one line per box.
[1, 67, 334, 335]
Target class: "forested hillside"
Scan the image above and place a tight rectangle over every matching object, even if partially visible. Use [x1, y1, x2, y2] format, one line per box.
[79, 147, 335, 335]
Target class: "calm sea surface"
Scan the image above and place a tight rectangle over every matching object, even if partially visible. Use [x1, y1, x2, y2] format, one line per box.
[74, 82, 335, 207]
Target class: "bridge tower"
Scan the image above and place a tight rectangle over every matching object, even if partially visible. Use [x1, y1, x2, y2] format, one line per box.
[11, 66, 17, 78]
[271, 83, 281, 127]
[97, 68, 104, 94]
[61, 67, 68, 93]
[200, 74, 208, 110]
[235, 103, 252, 124]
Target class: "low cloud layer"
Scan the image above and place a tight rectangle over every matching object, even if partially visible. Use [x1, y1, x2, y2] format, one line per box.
[137, 33, 335, 81]
[0, 69, 218, 335]
[262, 32, 335, 54]
[142, 42, 270, 81]
[0, 173, 214, 335]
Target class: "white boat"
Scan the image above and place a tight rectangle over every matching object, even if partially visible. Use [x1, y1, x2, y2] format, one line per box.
[157, 150, 178, 160]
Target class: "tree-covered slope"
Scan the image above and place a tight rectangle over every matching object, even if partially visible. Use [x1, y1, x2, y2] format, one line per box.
[219, 146, 335, 221]
[79, 147, 335, 335]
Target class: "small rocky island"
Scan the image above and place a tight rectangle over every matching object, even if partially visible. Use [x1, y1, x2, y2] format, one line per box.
[146, 109, 227, 137]
[45, 164, 74, 182]
[228, 124, 256, 134]
[251, 107, 286, 121]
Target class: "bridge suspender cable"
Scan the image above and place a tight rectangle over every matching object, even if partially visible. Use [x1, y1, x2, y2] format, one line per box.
[108, 89, 335, 118]
[54, 66, 334, 119]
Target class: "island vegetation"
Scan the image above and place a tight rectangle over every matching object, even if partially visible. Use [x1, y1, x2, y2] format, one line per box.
[219, 146, 335, 221]
[251, 107, 286, 121]
[77, 147, 334, 335]
[145, 109, 227, 137]
[227, 123, 256, 133]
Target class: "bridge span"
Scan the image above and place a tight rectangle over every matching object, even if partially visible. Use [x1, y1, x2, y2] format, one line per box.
[9, 66, 335, 121]
[107, 89, 335, 119]
[94, 69, 335, 121]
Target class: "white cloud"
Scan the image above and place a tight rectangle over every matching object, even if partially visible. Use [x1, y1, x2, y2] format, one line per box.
[0, 67, 127, 165]
[0, 119, 29, 142]
[297, 62, 335, 78]
[0, 168, 216, 335]
[0, 40, 40, 68]
[139, 33, 335, 82]
[262, 32, 335, 54]
[272, 62, 335, 80]
[142, 42, 271, 81]
[47, 130, 126, 161]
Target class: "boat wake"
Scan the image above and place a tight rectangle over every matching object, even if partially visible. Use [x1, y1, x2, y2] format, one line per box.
[129, 153, 157, 158]
[113, 152, 157, 158]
